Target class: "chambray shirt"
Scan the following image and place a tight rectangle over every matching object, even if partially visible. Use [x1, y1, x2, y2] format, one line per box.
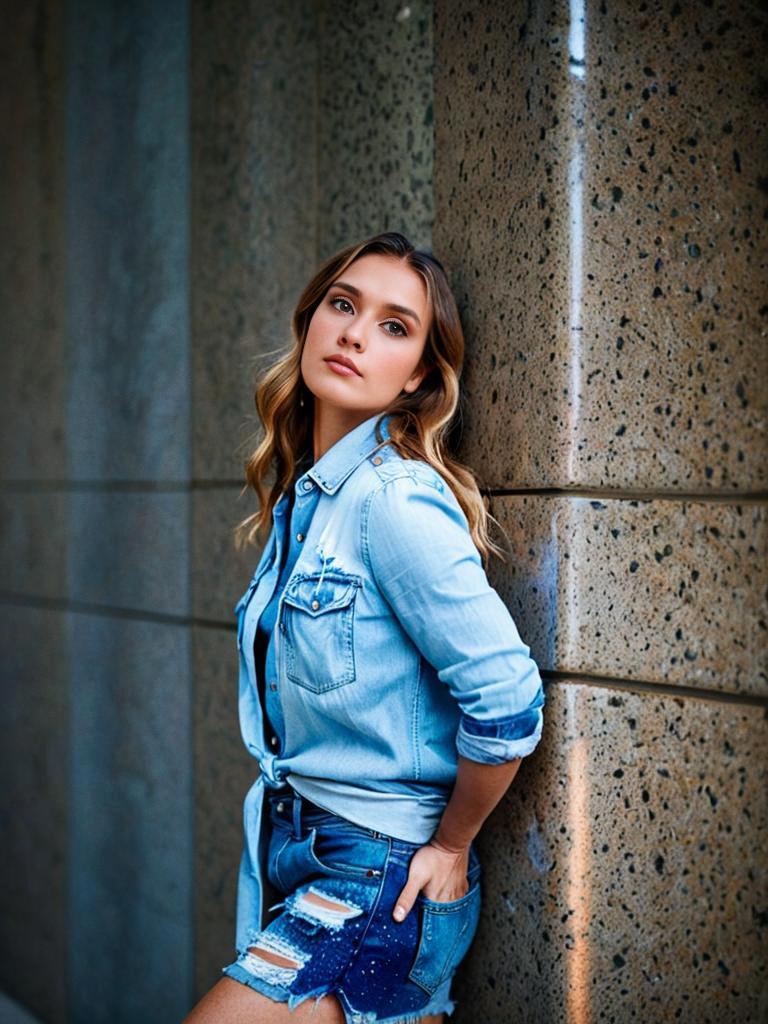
[232, 411, 546, 943]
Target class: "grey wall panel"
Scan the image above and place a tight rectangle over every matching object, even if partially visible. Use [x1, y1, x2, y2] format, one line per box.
[0, 607, 69, 1024]
[66, 0, 190, 483]
[68, 614, 192, 1024]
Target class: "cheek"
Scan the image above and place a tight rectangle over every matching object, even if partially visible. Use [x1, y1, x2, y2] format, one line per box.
[379, 347, 422, 384]
[302, 315, 329, 364]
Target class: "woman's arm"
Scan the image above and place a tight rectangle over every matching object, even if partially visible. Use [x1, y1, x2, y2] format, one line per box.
[363, 470, 546, 923]
[392, 755, 523, 921]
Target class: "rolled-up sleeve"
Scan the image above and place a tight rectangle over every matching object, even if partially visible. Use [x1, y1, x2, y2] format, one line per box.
[363, 468, 546, 763]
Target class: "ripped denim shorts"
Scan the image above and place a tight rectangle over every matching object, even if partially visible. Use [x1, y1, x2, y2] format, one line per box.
[221, 786, 483, 1024]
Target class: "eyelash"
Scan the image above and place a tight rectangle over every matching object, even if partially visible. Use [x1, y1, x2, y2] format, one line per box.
[329, 296, 408, 337]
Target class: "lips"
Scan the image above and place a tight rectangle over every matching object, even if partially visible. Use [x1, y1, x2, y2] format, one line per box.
[324, 355, 362, 376]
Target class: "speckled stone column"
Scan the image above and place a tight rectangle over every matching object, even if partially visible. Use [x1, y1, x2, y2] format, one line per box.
[433, 1, 767, 1021]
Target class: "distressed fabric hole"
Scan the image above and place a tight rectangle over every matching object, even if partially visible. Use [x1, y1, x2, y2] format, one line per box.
[247, 946, 300, 969]
[288, 885, 364, 931]
[239, 932, 309, 986]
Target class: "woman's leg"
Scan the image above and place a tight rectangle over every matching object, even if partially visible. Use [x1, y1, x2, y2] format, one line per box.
[182, 977, 444, 1023]
[182, 976, 345, 1023]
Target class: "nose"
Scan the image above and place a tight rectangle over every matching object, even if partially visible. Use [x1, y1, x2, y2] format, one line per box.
[342, 323, 364, 349]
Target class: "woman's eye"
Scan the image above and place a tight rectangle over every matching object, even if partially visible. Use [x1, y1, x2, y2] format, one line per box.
[383, 320, 407, 337]
[329, 297, 407, 337]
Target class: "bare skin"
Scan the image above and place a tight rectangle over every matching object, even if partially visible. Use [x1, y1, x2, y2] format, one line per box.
[181, 979, 444, 1024]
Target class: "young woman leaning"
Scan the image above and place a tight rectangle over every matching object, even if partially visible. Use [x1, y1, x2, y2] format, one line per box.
[183, 230, 546, 1024]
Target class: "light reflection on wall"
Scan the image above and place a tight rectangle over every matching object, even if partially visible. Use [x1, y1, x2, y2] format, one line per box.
[565, 14, 592, 1024]
[567, 0, 586, 485]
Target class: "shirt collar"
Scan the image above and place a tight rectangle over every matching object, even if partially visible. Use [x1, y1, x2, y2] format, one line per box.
[297, 411, 393, 496]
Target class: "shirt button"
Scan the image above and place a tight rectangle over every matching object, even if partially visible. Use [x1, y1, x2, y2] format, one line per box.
[276, 801, 285, 813]
[270, 735, 278, 747]
[372, 455, 383, 465]
[296, 532, 304, 542]
[270, 681, 278, 691]
[303, 480, 313, 491]
[311, 599, 320, 610]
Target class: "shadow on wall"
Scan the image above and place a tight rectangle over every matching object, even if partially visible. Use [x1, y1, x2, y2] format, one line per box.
[0, 992, 43, 1024]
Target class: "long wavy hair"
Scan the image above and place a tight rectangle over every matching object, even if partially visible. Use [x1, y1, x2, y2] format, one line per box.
[234, 231, 510, 566]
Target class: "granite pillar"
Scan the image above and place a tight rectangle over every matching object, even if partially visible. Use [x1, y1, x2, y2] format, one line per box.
[433, 1, 768, 1019]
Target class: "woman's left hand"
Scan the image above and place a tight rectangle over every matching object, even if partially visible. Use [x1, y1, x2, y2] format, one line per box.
[392, 837, 470, 921]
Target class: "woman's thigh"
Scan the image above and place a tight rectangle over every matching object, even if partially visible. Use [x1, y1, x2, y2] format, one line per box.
[181, 978, 444, 1024]
[181, 974, 444, 1024]
[182, 976, 346, 1023]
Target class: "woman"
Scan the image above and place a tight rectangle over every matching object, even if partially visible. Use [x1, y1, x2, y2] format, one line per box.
[184, 231, 546, 1024]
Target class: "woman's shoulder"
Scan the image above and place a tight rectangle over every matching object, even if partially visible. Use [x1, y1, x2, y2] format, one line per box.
[361, 445, 468, 531]
[366, 442, 449, 490]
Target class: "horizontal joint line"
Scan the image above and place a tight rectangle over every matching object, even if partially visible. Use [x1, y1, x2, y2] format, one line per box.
[541, 670, 768, 708]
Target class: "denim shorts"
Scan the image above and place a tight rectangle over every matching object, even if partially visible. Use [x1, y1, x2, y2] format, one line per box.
[221, 786, 482, 1024]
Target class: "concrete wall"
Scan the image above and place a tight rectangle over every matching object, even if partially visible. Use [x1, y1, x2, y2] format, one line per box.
[1, 1, 765, 1022]
[2, 1, 194, 1021]
[1, 3, 70, 1021]
[432, 1, 767, 1021]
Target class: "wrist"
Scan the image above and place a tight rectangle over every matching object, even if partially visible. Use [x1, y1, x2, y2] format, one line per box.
[430, 833, 471, 856]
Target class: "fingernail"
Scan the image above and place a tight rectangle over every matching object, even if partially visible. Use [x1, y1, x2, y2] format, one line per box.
[393, 906, 405, 921]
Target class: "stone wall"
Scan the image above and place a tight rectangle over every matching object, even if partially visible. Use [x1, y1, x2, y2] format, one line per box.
[432, 2, 767, 1020]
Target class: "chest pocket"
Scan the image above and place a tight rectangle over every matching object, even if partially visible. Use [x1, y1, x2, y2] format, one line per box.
[281, 570, 362, 693]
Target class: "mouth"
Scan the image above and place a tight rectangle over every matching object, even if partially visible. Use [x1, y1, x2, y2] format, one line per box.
[324, 356, 362, 377]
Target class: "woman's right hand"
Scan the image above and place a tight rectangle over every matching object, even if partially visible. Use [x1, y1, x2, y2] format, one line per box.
[391, 839, 471, 921]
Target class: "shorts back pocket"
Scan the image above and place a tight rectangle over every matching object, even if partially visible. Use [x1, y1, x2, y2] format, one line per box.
[407, 872, 482, 995]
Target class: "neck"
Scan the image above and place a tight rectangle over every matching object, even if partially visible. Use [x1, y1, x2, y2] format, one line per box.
[312, 403, 378, 462]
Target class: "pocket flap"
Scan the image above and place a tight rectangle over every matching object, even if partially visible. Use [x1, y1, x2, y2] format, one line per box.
[282, 571, 361, 617]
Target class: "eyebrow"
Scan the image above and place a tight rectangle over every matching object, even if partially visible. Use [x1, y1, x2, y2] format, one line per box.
[329, 280, 422, 328]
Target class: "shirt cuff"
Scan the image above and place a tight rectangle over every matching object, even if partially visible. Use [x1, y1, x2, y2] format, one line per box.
[455, 687, 546, 764]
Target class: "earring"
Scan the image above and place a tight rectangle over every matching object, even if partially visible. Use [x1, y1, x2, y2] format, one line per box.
[299, 392, 305, 407]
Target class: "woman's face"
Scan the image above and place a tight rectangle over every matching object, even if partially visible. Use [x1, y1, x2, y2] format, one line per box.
[301, 252, 431, 419]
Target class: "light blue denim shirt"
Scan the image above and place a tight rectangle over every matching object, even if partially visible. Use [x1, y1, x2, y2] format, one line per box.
[232, 411, 546, 940]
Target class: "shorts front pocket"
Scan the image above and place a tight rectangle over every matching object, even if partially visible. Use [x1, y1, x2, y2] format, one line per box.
[309, 824, 389, 880]
[281, 570, 361, 693]
[407, 873, 482, 995]
[266, 819, 388, 894]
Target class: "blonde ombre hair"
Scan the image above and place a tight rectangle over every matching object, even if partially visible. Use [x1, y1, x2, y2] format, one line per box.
[234, 231, 510, 567]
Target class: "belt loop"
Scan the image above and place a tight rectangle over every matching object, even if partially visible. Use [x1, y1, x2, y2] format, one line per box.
[292, 791, 302, 839]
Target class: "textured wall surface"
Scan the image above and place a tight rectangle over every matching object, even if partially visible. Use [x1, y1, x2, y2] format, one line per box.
[64, 3, 194, 1020]
[1, 1, 194, 1022]
[0, 4, 69, 1022]
[433, 1, 767, 1021]
[457, 683, 767, 1022]
[434, 0, 767, 495]
[315, 0, 435, 255]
